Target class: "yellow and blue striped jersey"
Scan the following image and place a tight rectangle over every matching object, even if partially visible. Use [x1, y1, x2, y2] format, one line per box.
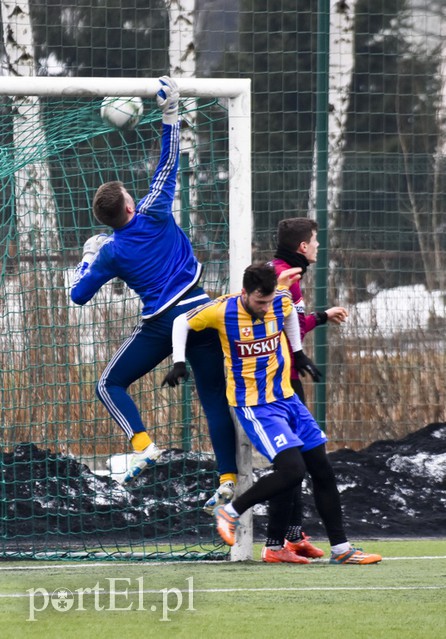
[185, 288, 295, 406]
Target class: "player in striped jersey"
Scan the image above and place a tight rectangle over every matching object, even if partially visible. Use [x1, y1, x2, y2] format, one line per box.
[70, 77, 237, 489]
[178, 274, 317, 409]
[164, 263, 382, 565]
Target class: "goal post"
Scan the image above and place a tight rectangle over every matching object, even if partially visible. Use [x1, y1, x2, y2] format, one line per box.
[0, 76, 253, 561]
[0, 75, 252, 289]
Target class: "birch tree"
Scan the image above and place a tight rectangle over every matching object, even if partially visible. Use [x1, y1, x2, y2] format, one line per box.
[432, 36, 446, 291]
[418, 0, 445, 291]
[308, 0, 357, 235]
[164, 0, 199, 231]
[1, 0, 59, 253]
[306, 0, 357, 310]
[1, 0, 66, 434]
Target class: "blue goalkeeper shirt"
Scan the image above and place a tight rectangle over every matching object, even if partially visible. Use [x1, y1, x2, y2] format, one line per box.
[70, 120, 202, 319]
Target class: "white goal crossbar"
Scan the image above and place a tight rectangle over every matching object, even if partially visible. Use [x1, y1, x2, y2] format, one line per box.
[0, 76, 253, 560]
[0, 76, 252, 294]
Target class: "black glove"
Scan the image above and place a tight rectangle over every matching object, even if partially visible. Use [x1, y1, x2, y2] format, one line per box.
[293, 350, 322, 383]
[161, 362, 189, 387]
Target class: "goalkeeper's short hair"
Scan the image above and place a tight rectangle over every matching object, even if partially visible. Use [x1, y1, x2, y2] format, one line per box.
[93, 181, 128, 228]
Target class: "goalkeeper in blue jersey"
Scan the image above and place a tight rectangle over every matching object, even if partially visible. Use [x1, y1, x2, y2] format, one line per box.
[163, 263, 382, 565]
[70, 76, 237, 491]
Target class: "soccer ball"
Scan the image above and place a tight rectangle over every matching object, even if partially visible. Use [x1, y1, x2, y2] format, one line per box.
[100, 96, 143, 129]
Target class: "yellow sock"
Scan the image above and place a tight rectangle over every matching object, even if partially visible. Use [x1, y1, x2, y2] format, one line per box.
[220, 473, 237, 486]
[131, 431, 152, 452]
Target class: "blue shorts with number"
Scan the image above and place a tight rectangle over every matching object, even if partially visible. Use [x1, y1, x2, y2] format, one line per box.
[232, 395, 328, 463]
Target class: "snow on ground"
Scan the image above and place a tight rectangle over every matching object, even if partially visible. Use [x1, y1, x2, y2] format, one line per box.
[2, 422, 445, 548]
[344, 284, 446, 339]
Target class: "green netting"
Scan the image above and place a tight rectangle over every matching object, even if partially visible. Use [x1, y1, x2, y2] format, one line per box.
[1, 0, 446, 561]
[0, 95, 231, 560]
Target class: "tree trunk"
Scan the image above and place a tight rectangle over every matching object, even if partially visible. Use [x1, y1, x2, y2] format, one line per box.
[165, 0, 198, 232]
[308, 1, 356, 219]
[1, 0, 59, 253]
[327, 0, 356, 232]
[1, 0, 66, 434]
[308, 0, 356, 303]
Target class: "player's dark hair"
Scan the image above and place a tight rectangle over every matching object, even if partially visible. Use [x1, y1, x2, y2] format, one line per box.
[93, 181, 128, 228]
[242, 262, 277, 295]
[276, 217, 318, 251]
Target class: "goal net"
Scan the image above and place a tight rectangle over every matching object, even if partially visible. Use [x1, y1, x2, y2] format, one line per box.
[0, 77, 251, 561]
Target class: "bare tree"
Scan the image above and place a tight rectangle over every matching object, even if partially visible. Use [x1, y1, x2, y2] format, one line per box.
[307, 0, 357, 309]
[397, 0, 446, 291]
[1, 0, 59, 253]
[308, 0, 357, 235]
[164, 0, 199, 230]
[1, 0, 66, 439]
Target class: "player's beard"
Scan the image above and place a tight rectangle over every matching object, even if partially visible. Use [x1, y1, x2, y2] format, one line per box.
[244, 300, 266, 321]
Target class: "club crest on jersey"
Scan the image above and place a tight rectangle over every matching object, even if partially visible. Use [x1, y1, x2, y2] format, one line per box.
[242, 327, 251, 337]
[235, 332, 281, 357]
[266, 320, 277, 333]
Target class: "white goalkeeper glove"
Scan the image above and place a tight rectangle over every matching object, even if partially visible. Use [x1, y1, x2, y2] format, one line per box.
[82, 233, 108, 264]
[156, 76, 179, 125]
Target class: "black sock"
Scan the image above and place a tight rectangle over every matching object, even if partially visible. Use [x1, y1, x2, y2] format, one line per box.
[285, 525, 302, 542]
[265, 538, 283, 549]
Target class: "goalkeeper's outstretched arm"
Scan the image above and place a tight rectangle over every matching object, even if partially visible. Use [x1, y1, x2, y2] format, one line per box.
[136, 76, 181, 219]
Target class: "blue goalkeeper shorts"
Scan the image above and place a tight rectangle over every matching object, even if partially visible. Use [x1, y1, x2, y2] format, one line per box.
[95, 286, 237, 475]
[232, 395, 327, 463]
